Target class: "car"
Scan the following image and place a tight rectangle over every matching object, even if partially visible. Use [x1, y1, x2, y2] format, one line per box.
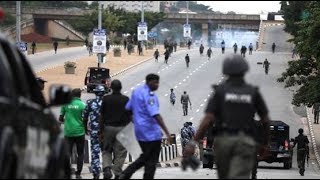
[84, 67, 111, 93]
[257, 120, 293, 169]
[0, 33, 72, 178]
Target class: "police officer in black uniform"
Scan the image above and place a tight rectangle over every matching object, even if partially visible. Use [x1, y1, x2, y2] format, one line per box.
[292, 128, 309, 176]
[185, 54, 190, 68]
[184, 55, 270, 179]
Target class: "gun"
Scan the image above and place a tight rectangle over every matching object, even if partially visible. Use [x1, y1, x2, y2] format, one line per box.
[306, 146, 310, 167]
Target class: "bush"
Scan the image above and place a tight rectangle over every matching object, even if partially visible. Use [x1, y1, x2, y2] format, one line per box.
[127, 44, 134, 54]
[113, 47, 121, 53]
[64, 61, 76, 68]
[113, 47, 121, 56]
[112, 37, 122, 45]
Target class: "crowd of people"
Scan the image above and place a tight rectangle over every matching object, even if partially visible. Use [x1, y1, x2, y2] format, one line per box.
[43, 36, 312, 180]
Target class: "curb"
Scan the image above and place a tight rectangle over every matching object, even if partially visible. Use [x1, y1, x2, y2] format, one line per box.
[35, 65, 61, 74]
[306, 107, 320, 167]
[157, 161, 181, 168]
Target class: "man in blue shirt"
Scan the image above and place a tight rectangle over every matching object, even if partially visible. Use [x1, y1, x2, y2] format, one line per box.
[119, 74, 172, 179]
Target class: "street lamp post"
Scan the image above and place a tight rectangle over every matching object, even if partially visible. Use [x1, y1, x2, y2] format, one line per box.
[141, 1, 144, 55]
[97, 1, 102, 68]
[16, 1, 21, 42]
[186, 1, 189, 25]
[186, 1, 190, 45]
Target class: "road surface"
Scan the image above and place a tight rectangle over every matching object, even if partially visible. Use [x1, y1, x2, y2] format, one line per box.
[45, 25, 320, 178]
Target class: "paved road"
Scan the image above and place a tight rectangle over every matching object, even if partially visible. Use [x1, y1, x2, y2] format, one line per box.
[73, 24, 320, 179]
[27, 46, 89, 72]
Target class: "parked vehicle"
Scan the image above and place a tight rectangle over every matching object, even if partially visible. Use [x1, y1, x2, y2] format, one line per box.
[84, 67, 111, 93]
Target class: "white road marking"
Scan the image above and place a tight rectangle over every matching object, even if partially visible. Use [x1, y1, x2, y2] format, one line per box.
[183, 79, 186, 81]
[200, 104, 204, 107]
[190, 117, 194, 121]
[179, 82, 182, 85]
[131, 87, 134, 90]
[137, 83, 140, 86]
[204, 99, 207, 102]
[196, 109, 200, 112]
[124, 91, 128, 94]
[165, 94, 168, 97]
[186, 76, 189, 78]
[174, 86, 178, 88]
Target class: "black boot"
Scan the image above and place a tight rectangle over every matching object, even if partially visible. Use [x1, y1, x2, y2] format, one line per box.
[103, 167, 113, 179]
[93, 174, 100, 179]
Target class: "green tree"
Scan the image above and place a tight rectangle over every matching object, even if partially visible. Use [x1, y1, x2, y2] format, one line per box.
[103, 11, 124, 35]
[89, 1, 98, 9]
[278, 1, 320, 106]
[280, 1, 310, 36]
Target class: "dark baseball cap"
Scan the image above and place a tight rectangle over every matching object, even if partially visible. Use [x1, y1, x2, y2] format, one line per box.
[36, 77, 47, 83]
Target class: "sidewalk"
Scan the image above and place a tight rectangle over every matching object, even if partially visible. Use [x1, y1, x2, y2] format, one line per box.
[306, 108, 320, 166]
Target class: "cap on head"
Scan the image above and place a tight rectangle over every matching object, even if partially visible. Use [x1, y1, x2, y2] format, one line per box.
[36, 77, 47, 83]
[92, 85, 104, 96]
[222, 55, 249, 76]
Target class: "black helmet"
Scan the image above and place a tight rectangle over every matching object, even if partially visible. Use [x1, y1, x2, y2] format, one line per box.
[298, 128, 303, 134]
[222, 55, 249, 76]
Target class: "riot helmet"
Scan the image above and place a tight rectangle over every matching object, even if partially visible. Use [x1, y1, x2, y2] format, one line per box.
[222, 55, 249, 76]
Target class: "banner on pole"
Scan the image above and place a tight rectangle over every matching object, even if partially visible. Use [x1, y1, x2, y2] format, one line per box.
[183, 24, 191, 38]
[137, 22, 148, 41]
[93, 28, 107, 54]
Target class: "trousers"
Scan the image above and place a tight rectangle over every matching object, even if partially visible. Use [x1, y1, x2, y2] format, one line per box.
[214, 132, 256, 179]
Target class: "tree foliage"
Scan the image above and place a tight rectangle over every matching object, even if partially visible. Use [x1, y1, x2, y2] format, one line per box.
[160, 1, 213, 13]
[277, 1, 320, 106]
[67, 5, 165, 37]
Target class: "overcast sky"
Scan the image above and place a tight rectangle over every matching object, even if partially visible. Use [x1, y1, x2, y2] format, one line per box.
[197, 1, 281, 14]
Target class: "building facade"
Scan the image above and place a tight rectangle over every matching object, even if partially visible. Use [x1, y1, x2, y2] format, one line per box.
[102, 1, 160, 12]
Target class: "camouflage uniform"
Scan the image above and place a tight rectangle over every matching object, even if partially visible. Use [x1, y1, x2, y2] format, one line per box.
[181, 123, 195, 152]
[82, 96, 103, 176]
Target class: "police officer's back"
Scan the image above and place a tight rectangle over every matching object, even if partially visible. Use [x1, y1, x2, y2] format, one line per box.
[293, 128, 309, 176]
[184, 55, 270, 179]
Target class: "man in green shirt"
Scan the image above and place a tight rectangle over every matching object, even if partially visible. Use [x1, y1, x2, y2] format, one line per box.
[59, 88, 86, 179]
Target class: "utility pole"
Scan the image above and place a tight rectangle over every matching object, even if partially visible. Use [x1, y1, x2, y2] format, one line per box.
[141, 1, 144, 55]
[97, 1, 102, 68]
[186, 1, 189, 25]
[16, 1, 21, 42]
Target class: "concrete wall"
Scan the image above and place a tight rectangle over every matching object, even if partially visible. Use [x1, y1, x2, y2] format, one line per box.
[47, 20, 82, 41]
